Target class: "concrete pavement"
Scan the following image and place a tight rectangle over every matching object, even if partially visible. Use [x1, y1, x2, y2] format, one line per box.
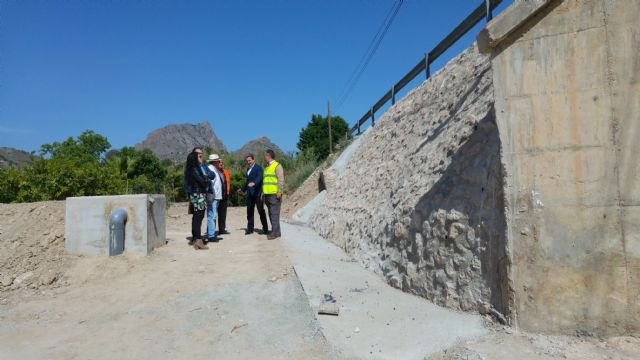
[281, 222, 488, 360]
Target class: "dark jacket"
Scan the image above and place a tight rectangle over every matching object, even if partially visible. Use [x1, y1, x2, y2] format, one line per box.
[241, 164, 264, 197]
[184, 165, 210, 195]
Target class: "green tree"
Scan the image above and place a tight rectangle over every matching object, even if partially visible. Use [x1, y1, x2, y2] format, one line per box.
[2, 130, 214, 204]
[0, 167, 21, 203]
[40, 130, 110, 162]
[106, 147, 168, 194]
[10, 131, 122, 202]
[297, 114, 349, 161]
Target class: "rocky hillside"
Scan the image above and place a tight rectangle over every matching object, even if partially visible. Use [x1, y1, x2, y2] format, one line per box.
[305, 44, 510, 318]
[135, 121, 226, 162]
[0, 147, 32, 168]
[233, 136, 284, 159]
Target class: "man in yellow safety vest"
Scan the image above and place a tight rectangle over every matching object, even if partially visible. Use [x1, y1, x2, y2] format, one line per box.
[262, 149, 284, 240]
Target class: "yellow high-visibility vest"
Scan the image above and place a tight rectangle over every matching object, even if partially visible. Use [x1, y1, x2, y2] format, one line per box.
[263, 160, 280, 195]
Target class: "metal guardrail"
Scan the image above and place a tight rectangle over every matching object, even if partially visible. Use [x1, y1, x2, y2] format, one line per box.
[349, 0, 503, 135]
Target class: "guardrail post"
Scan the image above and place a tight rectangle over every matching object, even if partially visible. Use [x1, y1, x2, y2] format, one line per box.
[485, 0, 493, 21]
[391, 85, 396, 105]
[371, 107, 375, 127]
[357, 121, 361, 135]
[425, 53, 431, 79]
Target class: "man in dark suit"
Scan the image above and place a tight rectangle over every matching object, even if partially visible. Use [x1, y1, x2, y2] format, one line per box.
[238, 153, 269, 235]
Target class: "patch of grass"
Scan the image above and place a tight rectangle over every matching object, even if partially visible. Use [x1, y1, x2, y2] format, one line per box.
[284, 149, 320, 194]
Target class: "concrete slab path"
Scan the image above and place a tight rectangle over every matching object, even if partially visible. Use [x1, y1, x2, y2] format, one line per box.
[281, 222, 488, 360]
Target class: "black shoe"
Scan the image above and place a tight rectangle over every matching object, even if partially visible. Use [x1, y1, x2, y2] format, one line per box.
[245, 229, 254, 235]
[220, 230, 230, 235]
[207, 237, 222, 242]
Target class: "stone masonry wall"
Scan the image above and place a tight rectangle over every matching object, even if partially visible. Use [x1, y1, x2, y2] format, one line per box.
[309, 45, 511, 317]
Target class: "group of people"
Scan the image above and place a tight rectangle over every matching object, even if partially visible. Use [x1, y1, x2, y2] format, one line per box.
[183, 147, 284, 250]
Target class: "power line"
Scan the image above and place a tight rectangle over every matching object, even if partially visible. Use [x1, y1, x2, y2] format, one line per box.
[335, 0, 404, 110]
[335, 2, 396, 106]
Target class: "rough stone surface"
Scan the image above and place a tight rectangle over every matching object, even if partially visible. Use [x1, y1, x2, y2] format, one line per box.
[309, 45, 509, 316]
[135, 121, 226, 162]
[318, 128, 371, 192]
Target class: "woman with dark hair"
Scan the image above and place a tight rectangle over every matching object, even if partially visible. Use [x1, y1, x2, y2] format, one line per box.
[184, 148, 210, 250]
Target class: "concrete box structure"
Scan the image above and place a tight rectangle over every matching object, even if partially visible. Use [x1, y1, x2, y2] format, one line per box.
[481, 0, 640, 335]
[65, 194, 166, 256]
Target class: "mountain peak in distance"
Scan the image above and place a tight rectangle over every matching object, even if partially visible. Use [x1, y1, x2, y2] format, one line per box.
[135, 121, 226, 162]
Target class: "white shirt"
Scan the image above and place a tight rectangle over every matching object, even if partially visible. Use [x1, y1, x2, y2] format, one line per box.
[208, 164, 223, 200]
[247, 164, 254, 176]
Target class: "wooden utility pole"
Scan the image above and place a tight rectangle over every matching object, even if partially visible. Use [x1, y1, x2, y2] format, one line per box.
[328, 99, 333, 154]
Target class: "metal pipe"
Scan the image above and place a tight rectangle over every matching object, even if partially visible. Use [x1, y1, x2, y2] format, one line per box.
[109, 208, 128, 256]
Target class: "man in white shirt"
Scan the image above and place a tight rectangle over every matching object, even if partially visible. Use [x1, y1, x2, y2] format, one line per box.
[205, 154, 223, 242]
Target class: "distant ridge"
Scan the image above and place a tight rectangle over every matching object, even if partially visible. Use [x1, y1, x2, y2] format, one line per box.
[135, 121, 226, 163]
[233, 136, 285, 159]
[0, 147, 32, 168]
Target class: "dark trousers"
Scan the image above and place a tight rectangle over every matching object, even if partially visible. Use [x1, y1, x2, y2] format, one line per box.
[191, 209, 205, 240]
[247, 193, 268, 232]
[264, 194, 281, 236]
[217, 198, 228, 232]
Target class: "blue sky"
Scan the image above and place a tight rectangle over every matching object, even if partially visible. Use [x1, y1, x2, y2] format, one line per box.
[0, 0, 512, 153]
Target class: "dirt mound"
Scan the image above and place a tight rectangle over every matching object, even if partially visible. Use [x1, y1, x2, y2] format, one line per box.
[281, 139, 356, 220]
[0, 201, 73, 293]
[281, 166, 324, 219]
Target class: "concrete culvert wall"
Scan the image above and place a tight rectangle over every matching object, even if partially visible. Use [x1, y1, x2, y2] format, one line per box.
[483, 0, 640, 336]
[309, 44, 510, 316]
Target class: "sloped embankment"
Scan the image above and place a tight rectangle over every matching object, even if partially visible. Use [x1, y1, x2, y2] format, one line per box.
[309, 44, 510, 317]
[0, 201, 71, 292]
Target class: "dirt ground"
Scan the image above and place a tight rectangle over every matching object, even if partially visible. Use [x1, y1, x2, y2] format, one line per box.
[0, 203, 335, 359]
[281, 145, 349, 219]
[282, 165, 324, 219]
[426, 324, 640, 360]
[0, 201, 71, 295]
[0, 201, 638, 359]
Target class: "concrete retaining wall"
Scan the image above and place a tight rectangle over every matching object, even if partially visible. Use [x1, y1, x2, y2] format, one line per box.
[482, 0, 639, 335]
[65, 194, 166, 256]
